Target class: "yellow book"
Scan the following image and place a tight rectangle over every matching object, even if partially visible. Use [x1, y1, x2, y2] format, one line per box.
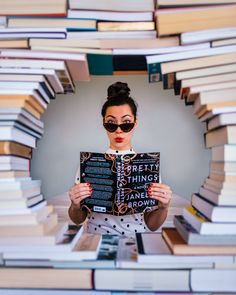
[98, 21, 155, 31]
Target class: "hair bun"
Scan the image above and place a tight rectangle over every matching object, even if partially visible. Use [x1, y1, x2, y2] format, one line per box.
[107, 81, 130, 100]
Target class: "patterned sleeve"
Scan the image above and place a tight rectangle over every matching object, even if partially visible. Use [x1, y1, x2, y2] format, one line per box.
[74, 166, 80, 184]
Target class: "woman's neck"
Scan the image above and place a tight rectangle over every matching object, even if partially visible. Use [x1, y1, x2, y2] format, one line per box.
[106, 147, 135, 154]
[109, 144, 132, 151]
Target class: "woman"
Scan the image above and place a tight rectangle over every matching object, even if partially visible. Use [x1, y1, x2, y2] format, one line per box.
[68, 82, 172, 237]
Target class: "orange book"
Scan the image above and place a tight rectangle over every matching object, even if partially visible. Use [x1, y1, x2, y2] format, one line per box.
[0, 98, 42, 119]
[197, 101, 236, 118]
[0, 0, 67, 16]
[113, 70, 147, 75]
[0, 141, 32, 159]
[0, 171, 30, 179]
[156, 5, 236, 36]
[0, 94, 45, 113]
[162, 228, 236, 255]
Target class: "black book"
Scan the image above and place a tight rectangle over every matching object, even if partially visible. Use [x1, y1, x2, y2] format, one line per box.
[80, 152, 160, 215]
[113, 55, 147, 71]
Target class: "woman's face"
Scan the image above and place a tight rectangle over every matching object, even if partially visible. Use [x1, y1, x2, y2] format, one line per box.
[104, 104, 138, 150]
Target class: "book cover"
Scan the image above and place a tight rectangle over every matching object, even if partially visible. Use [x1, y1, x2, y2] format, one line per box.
[80, 152, 160, 215]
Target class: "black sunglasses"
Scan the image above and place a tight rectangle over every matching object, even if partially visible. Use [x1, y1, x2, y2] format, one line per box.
[103, 122, 135, 133]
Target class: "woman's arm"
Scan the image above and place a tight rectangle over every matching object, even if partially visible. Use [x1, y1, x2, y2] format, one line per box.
[144, 183, 172, 231]
[144, 206, 168, 231]
[68, 203, 88, 225]
[68, 182, 92, 224]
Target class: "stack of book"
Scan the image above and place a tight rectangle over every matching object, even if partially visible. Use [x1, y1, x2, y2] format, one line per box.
[0, 0, 236, 293]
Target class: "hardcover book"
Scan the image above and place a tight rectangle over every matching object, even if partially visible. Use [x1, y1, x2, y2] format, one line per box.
[80, 152, 160, 215]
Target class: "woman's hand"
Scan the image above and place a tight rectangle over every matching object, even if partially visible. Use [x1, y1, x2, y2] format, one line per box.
[148, 183, 172, 209]
[69, 182, 92, 209]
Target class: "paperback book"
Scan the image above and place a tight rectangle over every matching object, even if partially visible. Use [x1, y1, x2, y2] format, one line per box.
[80, 152, 160, 215]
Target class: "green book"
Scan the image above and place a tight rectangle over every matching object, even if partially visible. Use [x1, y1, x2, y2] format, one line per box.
[87, 53, 113, 75]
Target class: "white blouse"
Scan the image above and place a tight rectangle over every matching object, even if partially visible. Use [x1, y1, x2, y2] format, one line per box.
[75, 148, 153, 238]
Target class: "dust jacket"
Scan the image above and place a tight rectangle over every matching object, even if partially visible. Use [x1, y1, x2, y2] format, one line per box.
[80, 152, 160, 215]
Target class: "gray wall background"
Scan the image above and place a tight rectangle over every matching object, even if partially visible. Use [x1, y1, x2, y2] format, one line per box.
[31, 75, 211, 200]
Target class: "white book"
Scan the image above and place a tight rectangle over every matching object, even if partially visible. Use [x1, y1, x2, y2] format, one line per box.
[1, 49, 86, 62]
[192, 193, 236, 222]
[0, 58, 67, 72]
[190, 81, 236, 97]
[0, 88, 48, 110]
[191, 269, 236, 292]
[0, 50, 89, 82]
[2, 224, 84, 256]
[0, 178, 40, 190]
[0, 113, 43, 133]
[0, 28, 67, 33]
[0, 107, 43, 128]
[183, 206, 236, 235]
[116, 237, 215, 269]
[208, 112, 236, 130]
[203, 182, 235, 196]
[46, 233, 102, 261]
[67, 31, 157, 40]
[113, 43, 210, 55]
[0, 121, 42, 138]
[212, 37, 236, 47]
[0, 82, 51, 105]
[210, 161, 236, 174]
[205, 176, 236, 190]
[0, 177, 31, 183]
[181, 27, 236, 45]
[0, 27, 66, 39]
[0, 126, 36, 148]
[199, 186, 236, 206]
[212, 145, 236, 161]
[69, 0, 154, 11]
[67, 9, 153, 21]
[0, 204, 50, 225]
[0, 155, 29, 165]
[0, 200, 46, 216]
[0, 194, 43, 209]
[0, 74, 55, 98]
[0, 163, 29, 172]
[146, 44, 236, 65]
[136, 233, 233, 266]
[94, 269, 190, 291]
[0, 61, 72, 93]
[0, 290, 108, 295]
[0, 17, 6, 27]
[0, 68, 64, 93]
[199, 106, 236, 122]
[0, 222, 68, 247]
[176, 63, 236, 81]
[192, 86, 236, 110]
[0, 186, 41, 199]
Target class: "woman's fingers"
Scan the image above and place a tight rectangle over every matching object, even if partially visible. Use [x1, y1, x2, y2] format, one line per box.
[72, 193, 92, 206]
[148, 182, 172, 206]
[69, 182, 93, 208]
[70, 182, 91, 194]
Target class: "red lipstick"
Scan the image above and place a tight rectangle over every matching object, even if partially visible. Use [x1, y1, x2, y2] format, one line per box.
[115, 137, 123, 143]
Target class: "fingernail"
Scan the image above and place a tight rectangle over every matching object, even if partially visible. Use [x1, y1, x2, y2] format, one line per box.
[87, 183, 90, 186]
[150, 183, 154, 186]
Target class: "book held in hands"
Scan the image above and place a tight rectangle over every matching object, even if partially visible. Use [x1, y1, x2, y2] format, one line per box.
[80, 152, 160, 215]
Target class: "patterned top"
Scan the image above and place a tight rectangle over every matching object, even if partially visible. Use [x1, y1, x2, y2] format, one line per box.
[75, 148, 154, 238]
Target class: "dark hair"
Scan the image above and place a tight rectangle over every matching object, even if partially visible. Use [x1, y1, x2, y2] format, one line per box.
[101, 82, 138, 120]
